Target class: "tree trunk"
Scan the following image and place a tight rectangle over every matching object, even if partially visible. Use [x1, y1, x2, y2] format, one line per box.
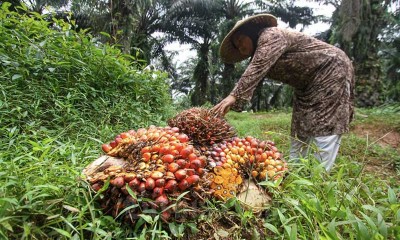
[221, 63, 236, 98]
[191, 43, 210, 106]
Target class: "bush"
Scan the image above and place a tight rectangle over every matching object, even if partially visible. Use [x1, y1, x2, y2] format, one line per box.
[0, 3, 173, 136]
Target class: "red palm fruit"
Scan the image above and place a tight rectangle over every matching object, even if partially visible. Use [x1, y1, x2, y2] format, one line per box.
[120, 132, 130, 139]
[161, 210, 171, 222]
[164, 180, 178, 192]
[159, 145, 169, 154]
[175, 159, 187, 168]
[174, 143, 184, 152]
[128, 129, 136, 135]
[109, 141, 118, 148]
[168, 162, 180, 173]
[145, 178, 155, 190]
[184, 162, 191, 169]
[138, 182, 146, 192]
[188, 153, 197, 161]
[165, 171, 176, 179]
[142, 152, 151, 162]
[190, 159, 202, 169]
[186, 175, 200, 185]
[110, 177, 125, 188]
[136, 128, 147, 136]
[150, 171, 164, 180]
[152, 187, 164, 198]
[102, 144, 112, 153]
[162, 154, 174, 163]
[186, 168, 195, 176]
[91, 183, 102, 192]
[178, 179, 190, 191]
[174, 169, 187, 181]
[128, 178, 141, 189]
[141, 146, 151, 154]
[197, 168, 206, 176]
[139, 135, 148, 141]
[151, 144, 161, 153]
[115, 137, 123, 144]
[155, 178, 165, 187]
[155, 194, 169, 208]
[180, 147, 193, 158]
[171, 127, 180, 133]
[170, 149, 180, 156]
[177, 134, 189, 143]
[198, 156, 207, 167]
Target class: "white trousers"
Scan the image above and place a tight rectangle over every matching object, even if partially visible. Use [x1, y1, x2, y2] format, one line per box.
[289, 135, 342, 172]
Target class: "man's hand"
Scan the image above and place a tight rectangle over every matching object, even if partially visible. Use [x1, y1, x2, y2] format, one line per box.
[212, 95, 236, 117]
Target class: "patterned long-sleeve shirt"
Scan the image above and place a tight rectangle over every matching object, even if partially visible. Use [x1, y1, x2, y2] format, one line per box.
[230, 27, 355, 138]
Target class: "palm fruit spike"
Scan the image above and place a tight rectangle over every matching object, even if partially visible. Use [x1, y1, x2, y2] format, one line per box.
[167, 107, 237, 146]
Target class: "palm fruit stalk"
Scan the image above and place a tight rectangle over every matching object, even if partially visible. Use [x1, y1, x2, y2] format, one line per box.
[167, 107, 237, 146]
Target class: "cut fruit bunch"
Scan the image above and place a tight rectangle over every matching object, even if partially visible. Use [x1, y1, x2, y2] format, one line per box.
[200, 136, 287, 201]
[83, 108, 288, 225]
[167, 107, 236, 146]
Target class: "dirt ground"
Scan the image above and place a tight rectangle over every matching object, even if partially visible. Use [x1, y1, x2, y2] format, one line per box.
[350, 123, 400, 182]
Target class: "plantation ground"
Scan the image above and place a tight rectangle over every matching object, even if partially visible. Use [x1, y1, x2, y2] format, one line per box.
[1, 107, 399, 239]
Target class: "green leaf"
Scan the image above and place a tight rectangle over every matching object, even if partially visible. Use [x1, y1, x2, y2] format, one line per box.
[290, 179, 314, 186]
[359, 211, 376, 229]
[138, 214, 153, 224]
[116, 204, 139, 219]
[362, 205, 383, 216]
[0, 221, 13, 232]
[387, 187, 397, 204]
[50, 227, 71, 238]
[99, 32, 111, 38]
[168, 222, 179, 237]
[187, 222, 199, 234]
[263, 222, 279, 234]
[12, 74, 22, 80]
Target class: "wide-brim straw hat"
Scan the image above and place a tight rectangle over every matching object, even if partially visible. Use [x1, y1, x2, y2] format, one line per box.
[219, 14, 278, 64]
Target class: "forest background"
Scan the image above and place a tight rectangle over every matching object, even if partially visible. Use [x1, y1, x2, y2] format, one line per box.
[6, 0, 399, 110]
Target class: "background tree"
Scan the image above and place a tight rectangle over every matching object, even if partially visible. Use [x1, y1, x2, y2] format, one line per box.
[218, 0, 254, 101]
[163, 0, 223, 106]
[330, 0, 396, 107]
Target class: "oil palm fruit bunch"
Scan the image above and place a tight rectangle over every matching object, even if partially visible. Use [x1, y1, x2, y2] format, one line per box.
[201, 136, 288, 200]
[88, 126, 208, 223]
[167, 107, 236, 146]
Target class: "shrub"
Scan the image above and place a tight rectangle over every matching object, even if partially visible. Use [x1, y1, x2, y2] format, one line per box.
[0, 3, 173, 136]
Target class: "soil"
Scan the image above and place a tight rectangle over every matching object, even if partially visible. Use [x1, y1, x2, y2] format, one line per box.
[350, 123, 400, 182]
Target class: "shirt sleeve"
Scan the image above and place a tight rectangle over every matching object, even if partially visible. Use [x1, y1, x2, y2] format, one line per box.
[230, 28, 289, 105]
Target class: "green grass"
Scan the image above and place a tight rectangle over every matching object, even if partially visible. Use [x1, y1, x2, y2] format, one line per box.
[1, 108, 399, 239]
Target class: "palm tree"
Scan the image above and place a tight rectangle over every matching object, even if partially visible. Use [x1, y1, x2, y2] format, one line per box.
[331, 0, 395, 107]
[218, 0, 254, 102]
[163, 0, 224, 106]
